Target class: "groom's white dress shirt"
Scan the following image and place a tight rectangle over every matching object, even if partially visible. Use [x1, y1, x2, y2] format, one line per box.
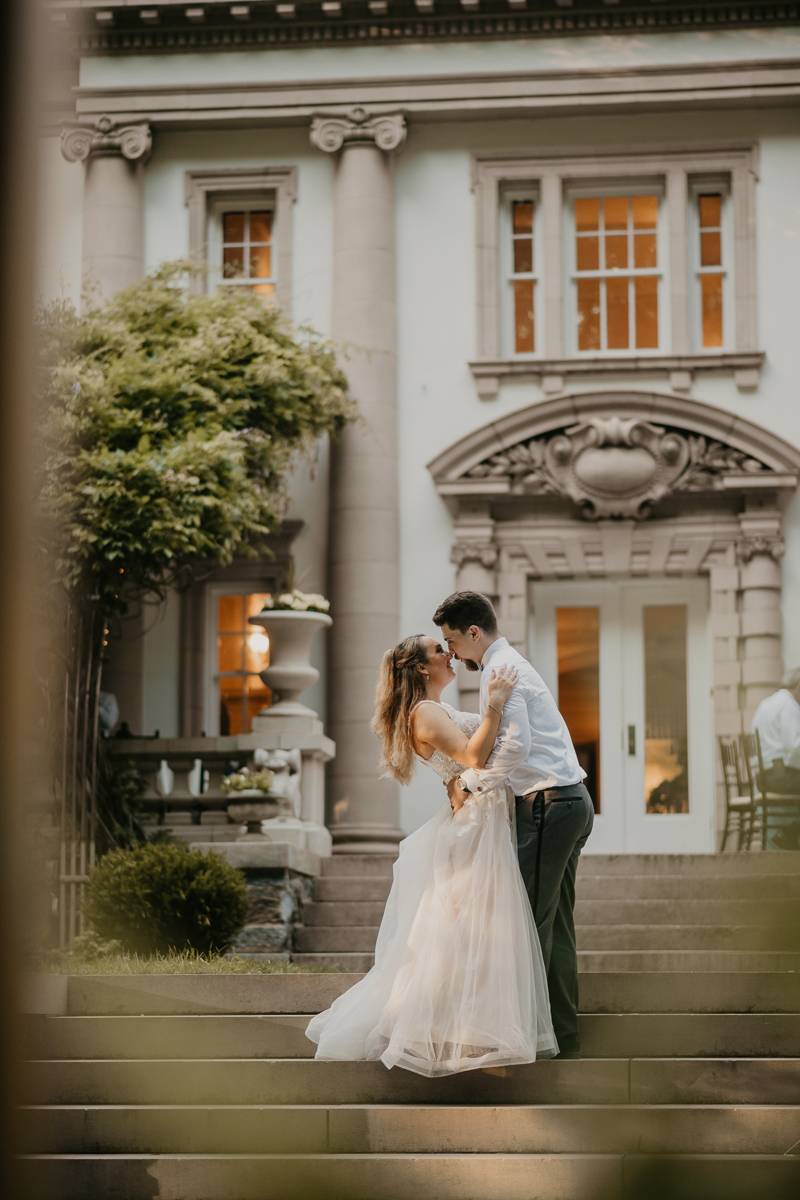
[458, 636, 585, 797]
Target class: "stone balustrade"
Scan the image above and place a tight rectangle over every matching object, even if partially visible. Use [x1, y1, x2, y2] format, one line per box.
[106, 732, 334, 831]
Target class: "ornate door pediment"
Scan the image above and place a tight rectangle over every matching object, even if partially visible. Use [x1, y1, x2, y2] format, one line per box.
[428, 393, 800, 521]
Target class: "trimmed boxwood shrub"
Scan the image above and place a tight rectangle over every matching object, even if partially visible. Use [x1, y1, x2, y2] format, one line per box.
[84, 843, 248, 955]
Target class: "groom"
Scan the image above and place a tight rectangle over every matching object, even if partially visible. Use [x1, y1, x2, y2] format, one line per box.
[433, 590, 594, 1060]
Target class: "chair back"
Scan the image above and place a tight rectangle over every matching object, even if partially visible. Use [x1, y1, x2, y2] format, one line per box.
[717, 736, 744, 803]
[739, 731, 761, 798]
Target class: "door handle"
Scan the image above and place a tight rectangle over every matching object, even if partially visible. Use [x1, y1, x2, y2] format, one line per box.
[627, 725, 636, 756]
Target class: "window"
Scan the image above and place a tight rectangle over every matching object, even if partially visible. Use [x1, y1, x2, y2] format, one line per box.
[214, 592, 271, 735]
[690, 185, 731, 351]
[502, 193, 539, 355]
[185, 168, 296, 307]
[571, 192, 661, 353]
[470, 147, 760, 398]
[208, 199, 275, 299]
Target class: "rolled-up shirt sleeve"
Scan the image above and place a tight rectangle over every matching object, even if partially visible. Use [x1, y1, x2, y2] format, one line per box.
[458, 687, 532, 795]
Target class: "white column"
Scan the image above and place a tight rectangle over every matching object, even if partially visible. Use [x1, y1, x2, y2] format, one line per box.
[736, 525, 785, 728]
[61, 117, 152, 302]
[311, 109, 406, 854]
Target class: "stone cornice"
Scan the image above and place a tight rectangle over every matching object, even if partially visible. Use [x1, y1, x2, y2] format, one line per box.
[310, 108, 406, 152]
[468, 352, 767, 401]
[48, 1, 800, 57]
[60, 115, 152, 162]
[66, 58, 800, 132]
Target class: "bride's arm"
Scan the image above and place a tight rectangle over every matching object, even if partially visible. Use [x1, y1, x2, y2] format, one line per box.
[411, 666, 518, 768]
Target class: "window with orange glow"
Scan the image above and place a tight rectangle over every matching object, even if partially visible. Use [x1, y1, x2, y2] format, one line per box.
[696, 192, 724, 349]
[220, 210, 275, 299]
[216, 593, 271, 735]
[573, 193, 660, 353]
[508, 198, 537, 353]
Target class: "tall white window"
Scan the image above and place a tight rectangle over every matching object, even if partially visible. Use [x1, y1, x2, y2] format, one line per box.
[207, 198, 276, 298]
[501, 190, 540, 356]
[690, 184, 731, 351]
[569, 190, 663, 354]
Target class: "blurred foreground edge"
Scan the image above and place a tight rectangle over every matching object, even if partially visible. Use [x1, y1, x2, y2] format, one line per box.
[0, 0, 40, 1195]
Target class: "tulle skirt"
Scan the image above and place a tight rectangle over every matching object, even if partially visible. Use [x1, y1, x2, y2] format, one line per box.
[305, 788, 558, 1076]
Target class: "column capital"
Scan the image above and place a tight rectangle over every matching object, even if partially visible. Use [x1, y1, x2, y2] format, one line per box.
[736, 534, 785, 564]
[61, 116, 152, 165]
[450, 541, 499, 570]
[309, 107, 406, 155]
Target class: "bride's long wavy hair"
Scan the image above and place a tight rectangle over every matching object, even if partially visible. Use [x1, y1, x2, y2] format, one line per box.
[371, 634, 430, 785]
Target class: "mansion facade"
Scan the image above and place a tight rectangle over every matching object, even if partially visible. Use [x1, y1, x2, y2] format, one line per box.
[41, 0, 800, 853]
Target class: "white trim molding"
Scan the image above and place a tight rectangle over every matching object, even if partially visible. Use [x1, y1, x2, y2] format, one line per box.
[469, 352, 767, 402]
[184, 167, 297, 309]
[471, 143, 761, 399]
[69, 58, 800, 132]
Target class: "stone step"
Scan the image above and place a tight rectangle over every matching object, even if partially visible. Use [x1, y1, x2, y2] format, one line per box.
[577, 853, 800, 876]
[580, 972, 800, 1013]
[25, 1012, 800, 1066]
[296, 948, 800, 975]
[313, 878, 393, 902]
[577, 950, 800, 973]
[302, 901, 387, 927]
[16, 1152, 620, 1200]
[19, 1151, 800, 1200]
[296, 922, 800, 954]
[577, 874, 800, 900]
[322, 855, 396, 878]
[23, 1056, 800, 1107]
[31, 972, 800, 1037]
[574, 899, 800, 925]
[292, 952, 376, 972]
[576, 925, 800, 951]
[21, 1103, 800, 1156]
[63, 973, 361, 1017]
[294, 926, 379, 953]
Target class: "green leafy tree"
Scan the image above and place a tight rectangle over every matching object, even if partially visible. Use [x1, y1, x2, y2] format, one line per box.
[39, 261, 352, 609]
[36, 263, 354, 879]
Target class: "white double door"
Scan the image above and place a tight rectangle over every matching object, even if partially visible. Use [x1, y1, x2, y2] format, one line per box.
[531, 579, 714, 854]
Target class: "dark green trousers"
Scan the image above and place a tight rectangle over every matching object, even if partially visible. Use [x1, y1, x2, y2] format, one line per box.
[515, 785, 594, 1054]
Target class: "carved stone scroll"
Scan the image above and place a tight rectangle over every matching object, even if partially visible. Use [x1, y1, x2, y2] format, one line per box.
[465, 413, 777, 520]
[61, 115, 152, 164]
[310, 107, 407, 154]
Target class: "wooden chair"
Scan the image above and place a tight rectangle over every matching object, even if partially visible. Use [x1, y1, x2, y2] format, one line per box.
[717, 735, 757, 851]
[740, 730, 800, 851]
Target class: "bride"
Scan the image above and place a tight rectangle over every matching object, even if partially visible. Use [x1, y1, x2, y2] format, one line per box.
[305, 634, 558, 1076]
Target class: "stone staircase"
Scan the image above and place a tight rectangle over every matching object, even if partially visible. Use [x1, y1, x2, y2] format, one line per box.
[19, 852, 800, 1199]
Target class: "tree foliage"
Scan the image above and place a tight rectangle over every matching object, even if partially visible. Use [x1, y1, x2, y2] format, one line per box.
[38, 262, 353, 610]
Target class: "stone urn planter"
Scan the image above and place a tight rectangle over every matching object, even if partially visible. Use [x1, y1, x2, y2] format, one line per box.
[226, 796, 281, 840]
[248, 609, 332, 717]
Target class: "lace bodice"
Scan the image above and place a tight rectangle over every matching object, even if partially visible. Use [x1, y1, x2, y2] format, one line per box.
[414, 701, 481, 780]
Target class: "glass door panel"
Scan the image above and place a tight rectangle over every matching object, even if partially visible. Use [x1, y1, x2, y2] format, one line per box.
[532, 579, 713, 854]
[643, 605, 689, 814]
[622, 582, 713, 853]
[556, 606, 601, 812]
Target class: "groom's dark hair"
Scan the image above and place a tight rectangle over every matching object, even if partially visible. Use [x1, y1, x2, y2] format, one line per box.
[432, 591, 499, 635]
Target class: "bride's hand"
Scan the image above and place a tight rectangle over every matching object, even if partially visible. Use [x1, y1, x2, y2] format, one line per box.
[486, 664, 519, 710]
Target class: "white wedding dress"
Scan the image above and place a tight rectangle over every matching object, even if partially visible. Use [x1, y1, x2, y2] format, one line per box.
[305, 701, 558, 1076]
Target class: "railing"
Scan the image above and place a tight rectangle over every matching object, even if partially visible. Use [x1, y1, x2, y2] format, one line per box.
[106, 736, 278, 821]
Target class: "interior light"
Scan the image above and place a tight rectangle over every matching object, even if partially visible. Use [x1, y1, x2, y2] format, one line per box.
[248, 632, 269, 654]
